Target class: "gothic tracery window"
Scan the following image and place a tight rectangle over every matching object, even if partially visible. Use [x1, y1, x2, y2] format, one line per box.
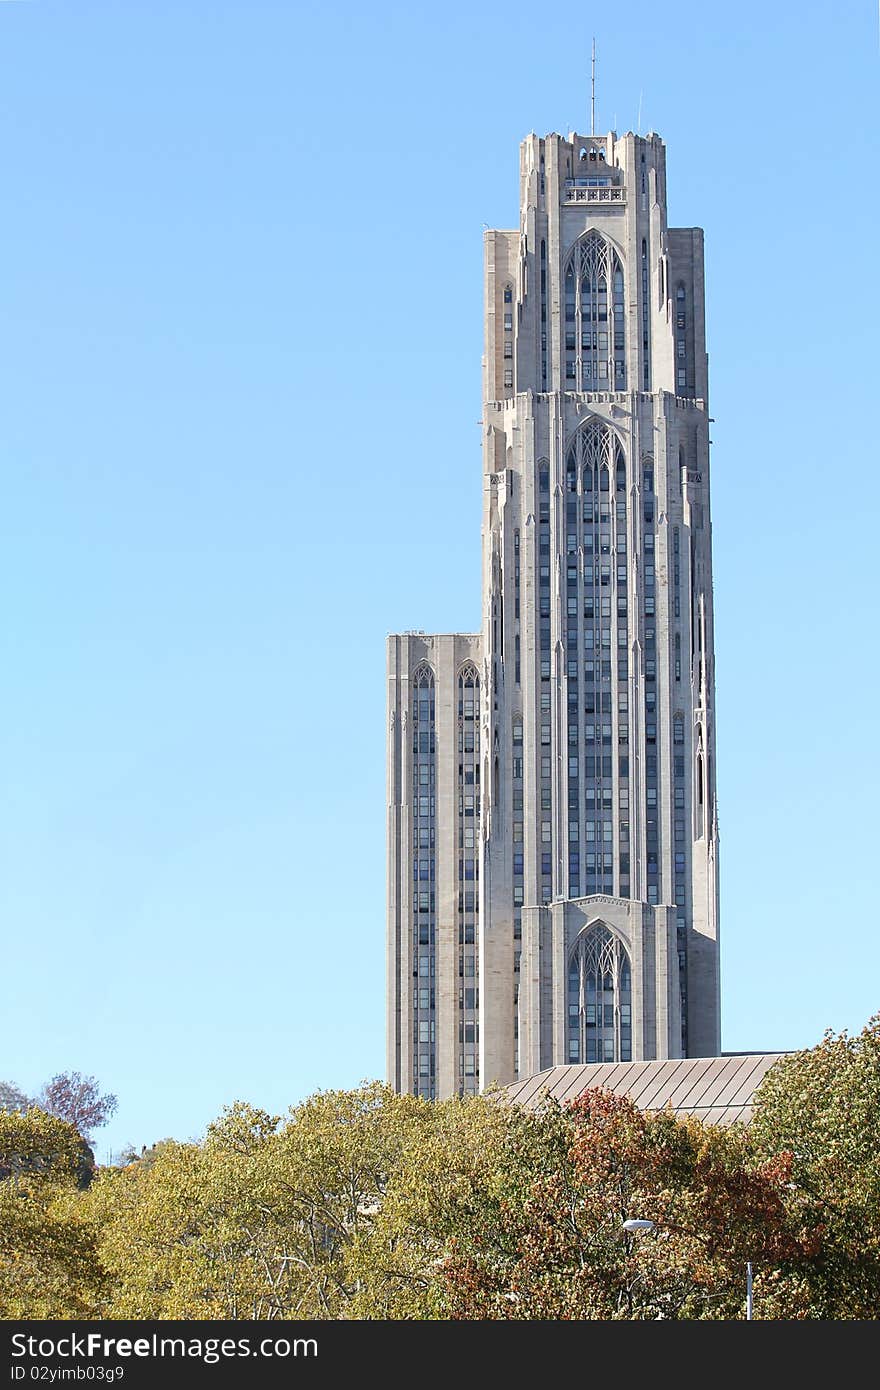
[563, 232, 626, 391]
[567, 923, 632, 1064]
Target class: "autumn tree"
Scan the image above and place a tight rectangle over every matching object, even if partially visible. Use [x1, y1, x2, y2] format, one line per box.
[75, 1083, 831, 1321]
[6, 1027, 880, 1321]
[389, 1089, 818, 1321]
[38, 1072, 118, 1139]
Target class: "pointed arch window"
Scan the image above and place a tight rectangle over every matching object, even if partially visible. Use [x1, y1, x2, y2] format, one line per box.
[568, 420, 625, 504]
[412, 665, 435, 723]
[537, 457, 551, 523]
[567, 923, 632, 1063]
[458, 662, 480, 719]
[564, 233, 626, 391]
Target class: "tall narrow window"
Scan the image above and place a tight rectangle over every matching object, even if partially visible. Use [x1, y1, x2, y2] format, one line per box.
[676, 280, 687, 391]
[564, 232, 625, 393]
[566, 419, 624, 898]
[567, 923, 632, 1063]
[412, 665, 436, 1099]
[457, 663, 481, 1096]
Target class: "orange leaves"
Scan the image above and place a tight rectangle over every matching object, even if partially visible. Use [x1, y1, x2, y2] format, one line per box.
[437, 1086, 825, 1319]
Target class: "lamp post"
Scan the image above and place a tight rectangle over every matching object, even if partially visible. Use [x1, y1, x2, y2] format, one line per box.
[620, 1219, 755, 1319]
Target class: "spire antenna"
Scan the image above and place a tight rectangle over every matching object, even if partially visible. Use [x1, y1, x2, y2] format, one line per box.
[590, 38, 596, 135]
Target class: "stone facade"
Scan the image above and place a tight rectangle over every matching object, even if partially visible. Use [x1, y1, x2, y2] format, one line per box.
[387, 633, 482, 1099]
[388, 124, 720, 1100]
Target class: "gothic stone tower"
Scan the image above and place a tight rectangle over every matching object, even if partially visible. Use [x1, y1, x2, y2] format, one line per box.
[388, 124, 720, 1099]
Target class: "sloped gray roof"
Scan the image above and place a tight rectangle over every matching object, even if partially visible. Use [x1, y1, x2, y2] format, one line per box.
[503, 1053, 786, 1125]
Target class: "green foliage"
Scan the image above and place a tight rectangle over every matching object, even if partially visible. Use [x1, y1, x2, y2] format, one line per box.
[0, 1109, 104, 1318]
[81, 1083, 433, 1319]
[4, 1023, 880, 1320]
[751, 1014, 880, 1317]
[346, 1089, 514, 1318]
[370, 1089, 810, 1321]
[117, 1140, 175, 1168]
[0, 1107, 94, 1189]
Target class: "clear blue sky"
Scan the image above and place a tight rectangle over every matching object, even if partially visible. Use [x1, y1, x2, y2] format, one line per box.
[1, 1, 877, 1161]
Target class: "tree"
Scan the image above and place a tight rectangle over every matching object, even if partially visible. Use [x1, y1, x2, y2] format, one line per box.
[38, 1072, 118, 1139]
[4, 1034, 878, 1321]
[0, 1081, 32, 1113]
[117, 1141, 172, 1168]
[83, 1127, 268, 1319]
[80, 1084, 825, 1320]
[346, 1088, 521, 1319]
[390, 1089, 817, 1320]
[82, 1084, 434, 1319]
[750, 1015, 880, 1318]
[0, 1107, 92, 1187]
[0, 1108, 104, 1318]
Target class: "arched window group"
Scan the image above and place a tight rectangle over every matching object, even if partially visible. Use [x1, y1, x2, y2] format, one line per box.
[563, 232, 626, 390]
[567, 418, 626, 495]
[567, 923, 632, 1064]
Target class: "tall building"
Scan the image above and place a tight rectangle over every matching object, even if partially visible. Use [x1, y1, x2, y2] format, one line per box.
[387, 123, 720, 1101]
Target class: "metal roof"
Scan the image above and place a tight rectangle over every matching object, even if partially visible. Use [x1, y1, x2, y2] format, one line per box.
[503, 1053, 786, 1126]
